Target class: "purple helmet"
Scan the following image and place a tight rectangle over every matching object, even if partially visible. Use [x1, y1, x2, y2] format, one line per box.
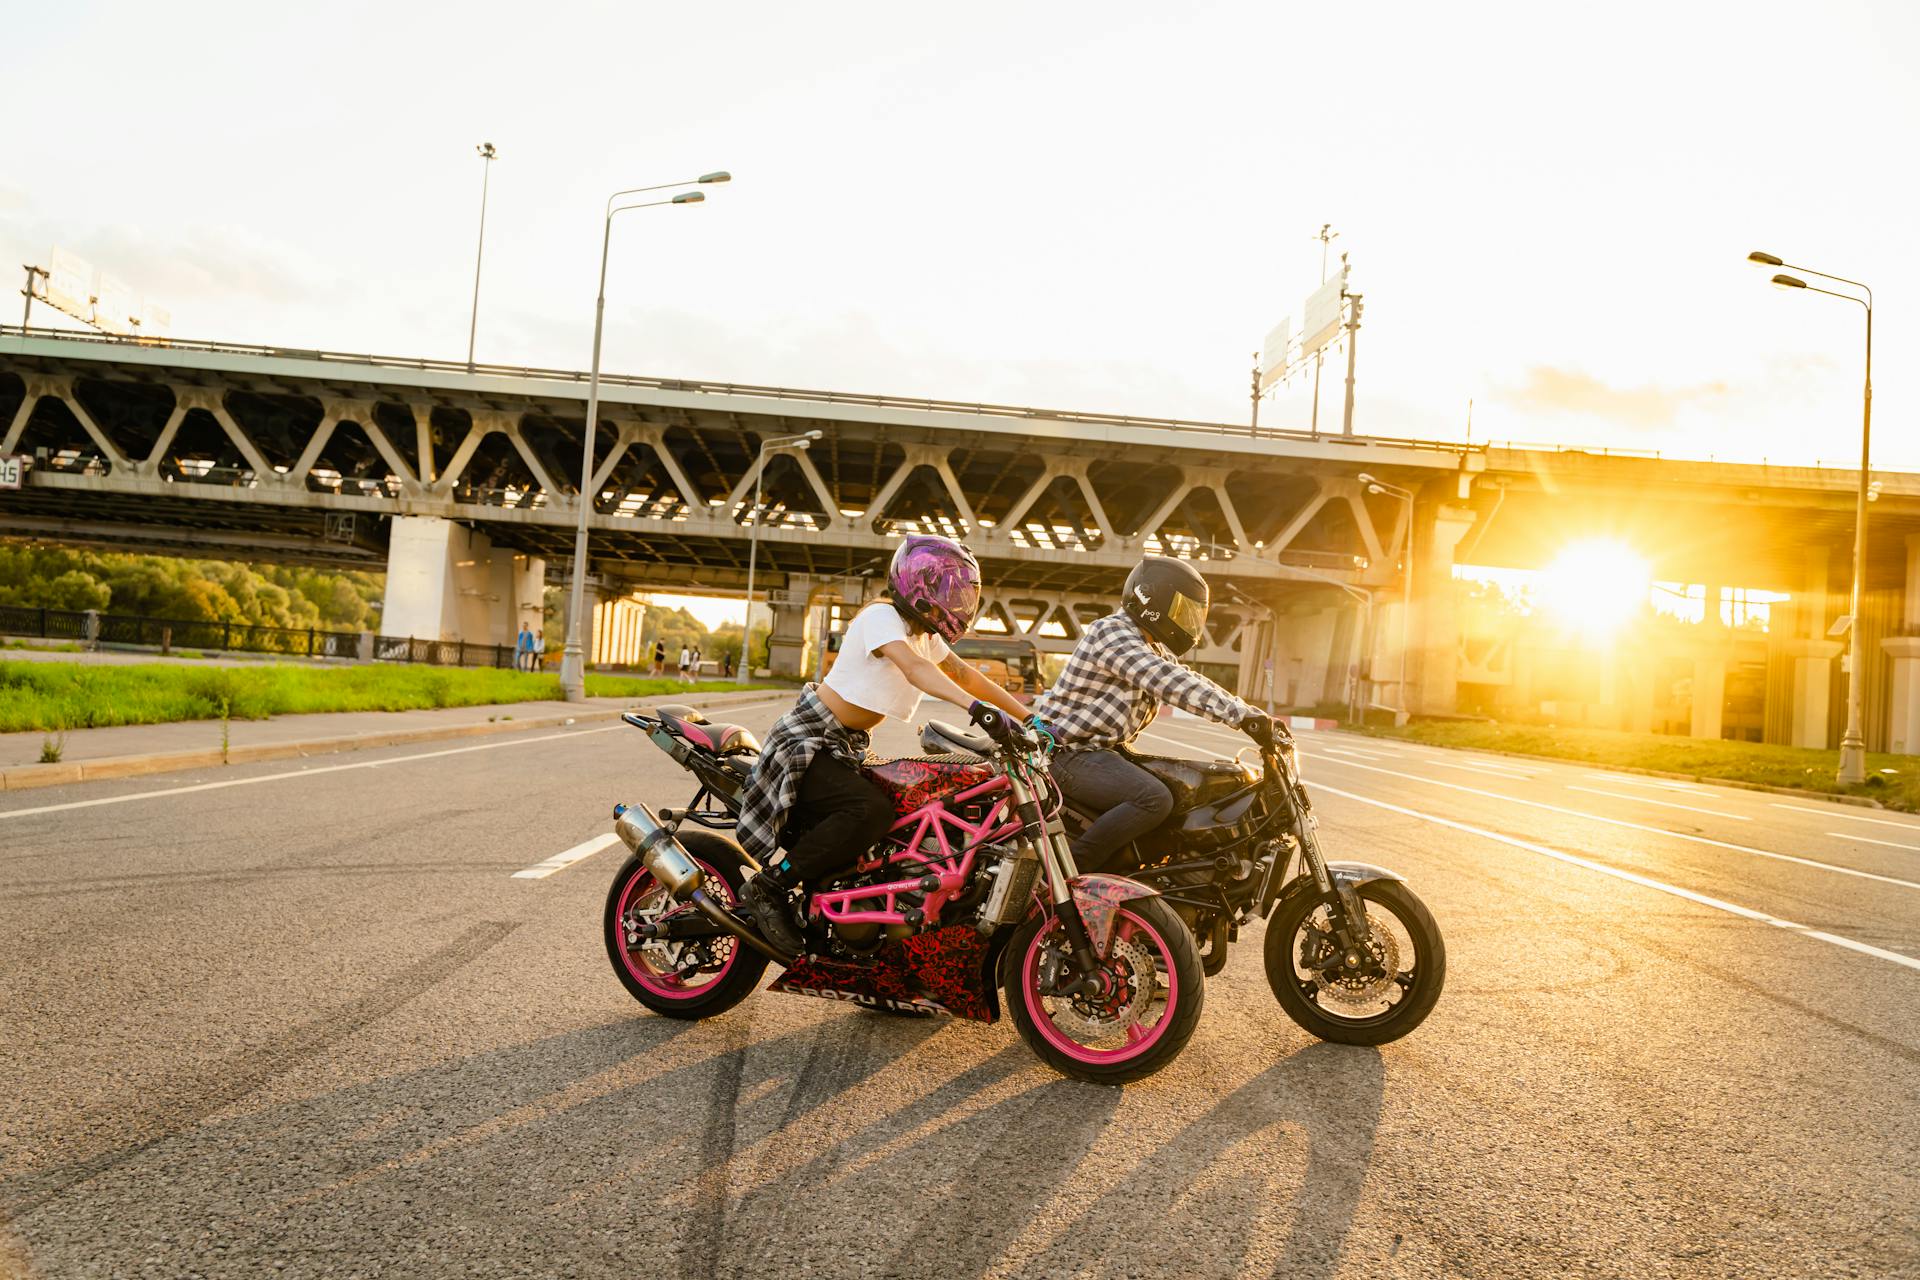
[887, 534, 982, 643]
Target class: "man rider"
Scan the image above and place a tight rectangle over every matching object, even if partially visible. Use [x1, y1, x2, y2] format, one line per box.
[1031, 556, 1281, 873]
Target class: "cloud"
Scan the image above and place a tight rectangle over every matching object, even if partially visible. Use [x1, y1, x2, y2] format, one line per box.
[1494, 366, 1731, 429]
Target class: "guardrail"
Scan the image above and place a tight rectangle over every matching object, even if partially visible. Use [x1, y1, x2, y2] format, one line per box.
[1, 324, 1478, 453]
[0, 606, 516, 667]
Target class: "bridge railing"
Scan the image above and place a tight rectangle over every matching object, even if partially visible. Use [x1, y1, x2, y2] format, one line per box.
[1, 325, 1477, 453]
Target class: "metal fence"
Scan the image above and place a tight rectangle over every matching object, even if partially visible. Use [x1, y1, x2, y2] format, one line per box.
[0, 606, 515, 668]
[370, 635, 517, 669]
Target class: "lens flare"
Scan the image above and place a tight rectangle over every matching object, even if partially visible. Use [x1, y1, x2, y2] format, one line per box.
[1539, 540, 1650, 636]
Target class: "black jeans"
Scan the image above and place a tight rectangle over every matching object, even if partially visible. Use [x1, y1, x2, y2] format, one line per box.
[779, 752, 897, 882]
[1052, 748, 1173, 872]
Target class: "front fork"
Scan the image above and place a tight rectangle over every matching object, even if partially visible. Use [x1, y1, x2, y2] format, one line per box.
[1007, 766, 1105, 994]
[1286, 780, 1372, 951]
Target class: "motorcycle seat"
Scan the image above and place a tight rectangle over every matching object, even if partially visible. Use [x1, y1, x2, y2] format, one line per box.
[655, 707, 762, 756]
[921, 719, 991, 756]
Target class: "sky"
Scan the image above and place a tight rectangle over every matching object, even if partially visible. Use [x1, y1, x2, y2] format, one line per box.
[4, 1, 1913, 492]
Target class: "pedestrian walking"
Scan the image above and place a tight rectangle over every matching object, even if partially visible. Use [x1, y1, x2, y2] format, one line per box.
[534, 629, 544, 670]
[678, 644, 693, 684]
[724, 651, 735, 679]
[652, 640, 666, 678]
[515, 624, 533, 672]
[692, 645, 703, 679]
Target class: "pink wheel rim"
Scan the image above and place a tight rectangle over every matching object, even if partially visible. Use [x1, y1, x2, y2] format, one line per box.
[1020, 907, 1179, 1065]
[615, 857, 740, 999]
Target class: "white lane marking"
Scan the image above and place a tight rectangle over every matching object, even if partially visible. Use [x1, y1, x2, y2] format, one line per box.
[1432, 760, 1533, 780]
[1321, 745, 1389, 761]
[1566, 785, 1752, 822]
[1292, 750, 1920, 893]
[513, 832, 622, 879]
[1586, 773, 1707, 796]
[1307, 779, 1920, 975]
[0, 696, 790, 822]
[1829, 832, 1920, 853]
[1772, 803, 1920, 832]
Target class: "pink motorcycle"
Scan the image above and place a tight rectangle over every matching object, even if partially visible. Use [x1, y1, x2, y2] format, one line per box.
[603, 702, 1205, 1084]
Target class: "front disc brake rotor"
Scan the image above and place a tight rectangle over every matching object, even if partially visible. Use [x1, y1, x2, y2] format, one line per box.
[1309, 908, 1401, 1008]
[1050, 935, 1158, 1040]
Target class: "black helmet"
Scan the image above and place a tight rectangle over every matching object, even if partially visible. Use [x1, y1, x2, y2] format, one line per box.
[1122, 556, 1210, 655]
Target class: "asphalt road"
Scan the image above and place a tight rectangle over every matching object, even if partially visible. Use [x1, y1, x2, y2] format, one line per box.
[2, 695, 1916, 1279]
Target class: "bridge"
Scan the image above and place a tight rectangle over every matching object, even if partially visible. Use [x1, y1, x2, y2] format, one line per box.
[7, 327, 1920, 753]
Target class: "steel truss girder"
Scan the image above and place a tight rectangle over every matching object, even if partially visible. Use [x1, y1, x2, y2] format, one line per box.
[0, 364, 1414, 593]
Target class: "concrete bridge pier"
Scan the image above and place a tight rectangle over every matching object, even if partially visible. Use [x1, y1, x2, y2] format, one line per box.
[1882, 535, 1920, 755]
[1409, 503, 1477, 716]
[381, 515, 544, 648]
[765, 592, 811, 678]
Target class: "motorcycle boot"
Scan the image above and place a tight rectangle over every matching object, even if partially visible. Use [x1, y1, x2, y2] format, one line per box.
[741, 868, 806, 956]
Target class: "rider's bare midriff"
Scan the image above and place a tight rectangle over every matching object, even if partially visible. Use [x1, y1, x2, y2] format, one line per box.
[816, 682, 886, 733]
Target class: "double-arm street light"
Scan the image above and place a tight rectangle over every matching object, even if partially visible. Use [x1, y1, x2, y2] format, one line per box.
[558, 170, 732, 701]
[467, 142, 497, 370]
[1359, 473, 1414, 717]
[1750, 249, 1875, 784]
[738, 431, 824, 675]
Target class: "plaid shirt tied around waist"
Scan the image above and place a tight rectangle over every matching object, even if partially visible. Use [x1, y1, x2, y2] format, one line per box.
[1032, 611, 1258, 751]
[736, 684, 872, 869]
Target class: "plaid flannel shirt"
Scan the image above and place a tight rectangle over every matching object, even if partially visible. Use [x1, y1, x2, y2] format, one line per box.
[1032, 611, 1258, 750]
[736, 684, 873, 870]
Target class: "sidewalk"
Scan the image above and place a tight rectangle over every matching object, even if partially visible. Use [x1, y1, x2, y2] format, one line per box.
[0, 688, 780, 792]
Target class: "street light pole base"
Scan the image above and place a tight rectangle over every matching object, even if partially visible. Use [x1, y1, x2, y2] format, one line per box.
[1837, 736, 1867, 787]
[559, 647, 586, 702]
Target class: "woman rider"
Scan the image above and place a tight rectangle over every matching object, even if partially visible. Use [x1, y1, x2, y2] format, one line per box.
[736, 534, 1031, 954]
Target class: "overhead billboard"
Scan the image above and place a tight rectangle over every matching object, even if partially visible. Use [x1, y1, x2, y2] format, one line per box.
[92, 273, 137, 335]
[1299, 264, 1348, 358]
[44, 246, 96, 323]
[1258, 316, 1291, 392]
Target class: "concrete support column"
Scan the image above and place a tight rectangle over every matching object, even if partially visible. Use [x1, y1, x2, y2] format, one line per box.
[1689, 581, 1729, 741]
[1410, 503, 1476, 716]
[383, 517, 535, 648]
[513, 555, 546, 654]
[766, 597, 810, 678]
[1880, 534, 1920, 755]
[1786, 548, 1838, 748]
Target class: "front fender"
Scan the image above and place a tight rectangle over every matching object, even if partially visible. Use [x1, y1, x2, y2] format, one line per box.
[1067, 872, 1162, 960]
[1270, 860, 1404, 916]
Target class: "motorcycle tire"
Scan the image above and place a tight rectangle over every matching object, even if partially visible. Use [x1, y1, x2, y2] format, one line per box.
[1003, 895, 1205, 1086]
[604, 829, 767, 1020]
[1263, 878, 1444, 1046]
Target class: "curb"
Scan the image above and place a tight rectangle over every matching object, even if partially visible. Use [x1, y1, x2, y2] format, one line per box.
[1338, 729, 1892, 810]
[0, 690, 782, 793]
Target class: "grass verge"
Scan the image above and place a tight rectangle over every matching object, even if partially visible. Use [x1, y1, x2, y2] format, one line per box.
[0, 660, 782, 734]
[1356, 719, 1920, 812]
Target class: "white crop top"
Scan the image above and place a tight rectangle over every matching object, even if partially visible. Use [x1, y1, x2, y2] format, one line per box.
[822, 602, 950, 721]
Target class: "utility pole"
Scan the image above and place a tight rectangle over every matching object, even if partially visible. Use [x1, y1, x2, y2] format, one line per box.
[1341, 288, 1363, 437]
[1249, 351, 1261, 432]
[20, 265, 47, 332]
[1309, 223, 1337, 436]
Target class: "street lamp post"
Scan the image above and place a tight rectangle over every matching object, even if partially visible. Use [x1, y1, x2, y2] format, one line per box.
[1750, 250, 1874, 784]
[1360, 473, 1415, 718]
[738, 431, 824, 676]
[558, 170, 732, 702]
[19, 264, 47, 332]
[467, 143, 498, 371]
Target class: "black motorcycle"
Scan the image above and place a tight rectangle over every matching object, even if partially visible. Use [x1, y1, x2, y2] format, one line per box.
[920, 717, 1443, 1045]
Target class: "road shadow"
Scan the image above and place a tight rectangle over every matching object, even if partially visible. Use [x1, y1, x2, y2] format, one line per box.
[1002, 1041, 1387, 1280]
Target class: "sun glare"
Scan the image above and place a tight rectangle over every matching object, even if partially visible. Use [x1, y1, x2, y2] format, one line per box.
[1539, 540, 1651, 636]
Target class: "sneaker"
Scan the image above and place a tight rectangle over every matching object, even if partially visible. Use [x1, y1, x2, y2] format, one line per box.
[741, 873, 805, 956]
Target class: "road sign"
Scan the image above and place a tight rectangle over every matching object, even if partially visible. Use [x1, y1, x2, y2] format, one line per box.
[1299, 267, 1347, 358]
[0, 455, 24, 490]
[44, 246, 96, 323]
[1258, 317, 1291, 392]
[93, 273, 137, 335]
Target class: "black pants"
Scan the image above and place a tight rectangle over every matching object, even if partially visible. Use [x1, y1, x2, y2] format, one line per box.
[779, 752, 897, 882]
[1052, 748, 1173, 872]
